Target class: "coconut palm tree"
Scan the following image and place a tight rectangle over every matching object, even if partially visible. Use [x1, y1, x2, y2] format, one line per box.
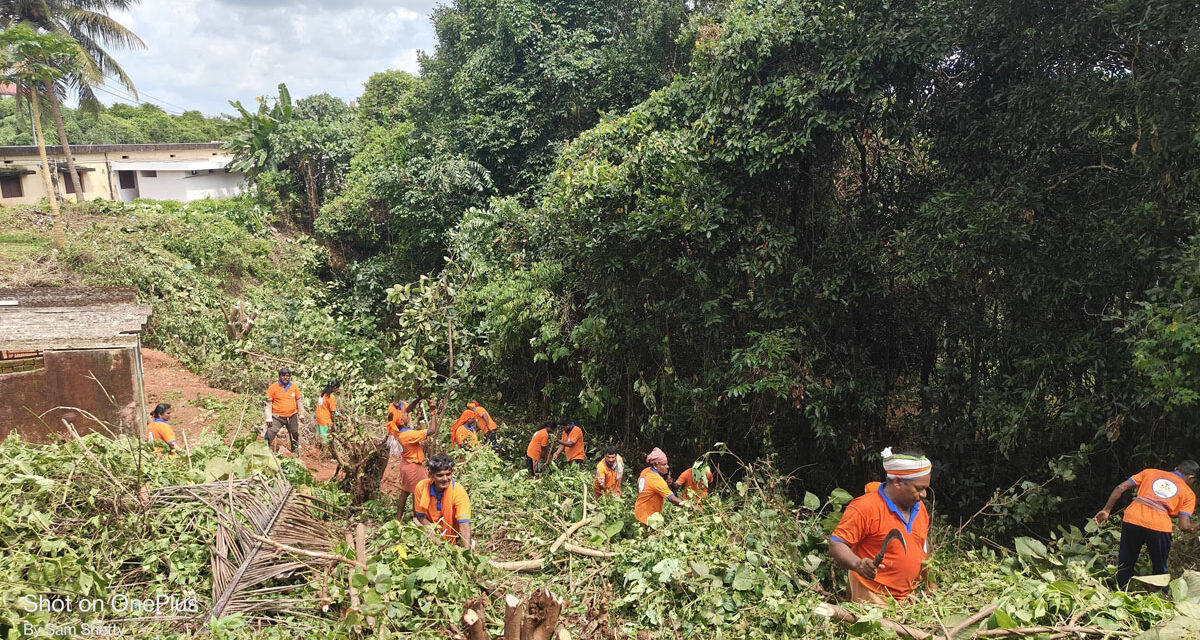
[2, 0, 144, 199]
[0, 24, 82, 249]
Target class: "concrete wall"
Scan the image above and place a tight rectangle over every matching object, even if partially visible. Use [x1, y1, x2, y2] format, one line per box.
[135, 170, 244, 201]
[0, 348, 141, 442]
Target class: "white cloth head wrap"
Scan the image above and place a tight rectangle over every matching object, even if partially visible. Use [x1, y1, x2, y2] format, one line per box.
[881, 447, 932, 479]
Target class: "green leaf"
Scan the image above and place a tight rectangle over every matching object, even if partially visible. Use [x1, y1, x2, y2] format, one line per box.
[1013, 536, 1047, 558]
[803, 492, 820, 510]
[828, 488, 853, 506]
[991, 609, 1018, 629]
[1170, 577, 1189, 602]
[1133, 574, 1173, 588]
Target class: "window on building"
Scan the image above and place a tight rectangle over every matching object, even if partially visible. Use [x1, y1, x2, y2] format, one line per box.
[118, 171, 135, 190]
[140, 170, 156, 178]
[0, 175, 23, 199]
[61, 173, 85, 194]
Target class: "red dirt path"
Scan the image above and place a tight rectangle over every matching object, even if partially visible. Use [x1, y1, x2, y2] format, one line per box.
[140, 348, 403, 488]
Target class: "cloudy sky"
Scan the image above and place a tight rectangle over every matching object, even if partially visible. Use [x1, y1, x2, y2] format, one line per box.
[103, 0, 441, 117]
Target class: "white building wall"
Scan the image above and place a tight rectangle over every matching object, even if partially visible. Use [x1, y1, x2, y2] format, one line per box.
[131, 170, 244, 202]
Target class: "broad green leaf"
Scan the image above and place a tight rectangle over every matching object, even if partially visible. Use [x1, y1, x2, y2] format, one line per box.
[1133, 574, 1173, 588]
[1013, 537, 1047, 558]
[803, 492, 820, 510]
[991, 609, 1018, 629]
[1170, 577, 1189, 602]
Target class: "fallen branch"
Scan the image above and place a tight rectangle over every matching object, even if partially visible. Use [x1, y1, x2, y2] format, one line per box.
[490, 558, 545, 572]
[948, 604, 997, 638]
[62, 419, 139, 506]
[969, 626, 1134, 638]
[562, 542, 615, 558]
[551, 515, 599, 554]
[813, 602, 932, 640]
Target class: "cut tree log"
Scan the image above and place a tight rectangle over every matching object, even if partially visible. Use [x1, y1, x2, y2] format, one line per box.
[521, 588, 565, 640]
[462, 597, 489, 640]
[504, 594, 524, 640]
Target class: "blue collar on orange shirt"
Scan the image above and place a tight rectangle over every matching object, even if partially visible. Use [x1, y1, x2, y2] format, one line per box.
[877, 483, 921, 534]
[277, 379, 292, 391]
[429, 479, 455, 512]
[153, 417, 168, 423]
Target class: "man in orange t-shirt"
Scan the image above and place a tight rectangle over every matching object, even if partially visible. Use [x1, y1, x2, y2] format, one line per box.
[389, 401, 440, 521]
[634, 448, 694, 524]
[264, 368, 303, 454]
[673, 462, 714, 500]
[1095, 461, 1198, 589]
[830, 448, 932, 602]
[525, 422, 553, 476]
[412, 454, 473, 548]
[453, 420, 480, 449]
[552, 420, 585, 466]
[595, 447, 624, 497]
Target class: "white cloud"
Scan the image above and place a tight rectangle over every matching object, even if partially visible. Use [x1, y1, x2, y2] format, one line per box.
[98, 0, 439, 117]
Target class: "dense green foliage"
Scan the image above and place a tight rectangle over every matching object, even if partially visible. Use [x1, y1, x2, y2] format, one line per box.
[243, 0, 1200, 533]
[0, 96, 238, 145]
[0, 418, 1192, 639]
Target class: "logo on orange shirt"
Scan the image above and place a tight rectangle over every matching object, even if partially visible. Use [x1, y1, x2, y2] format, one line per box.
[1152, 478, 1179, 499]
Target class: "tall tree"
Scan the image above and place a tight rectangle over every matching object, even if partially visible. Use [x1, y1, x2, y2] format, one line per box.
[1, 24, 82, 249]
[2, 0, 145, 198]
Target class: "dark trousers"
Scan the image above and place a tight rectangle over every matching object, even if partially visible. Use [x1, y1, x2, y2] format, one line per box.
[526, 456, 539, 476]
[1117, 520, 1172, 589]
[266, 414, 300, 452]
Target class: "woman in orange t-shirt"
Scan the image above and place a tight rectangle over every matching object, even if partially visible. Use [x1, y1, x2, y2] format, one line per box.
[314, 380, 340, 444]
[146, 403, 177, 453]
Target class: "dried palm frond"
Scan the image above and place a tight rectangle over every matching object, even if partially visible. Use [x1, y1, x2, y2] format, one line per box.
[151, 476, 343, 624]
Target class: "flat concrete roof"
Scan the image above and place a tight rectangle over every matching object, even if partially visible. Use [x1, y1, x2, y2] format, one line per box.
[0, 288, 152, 350]
[0, 143, 226, 156]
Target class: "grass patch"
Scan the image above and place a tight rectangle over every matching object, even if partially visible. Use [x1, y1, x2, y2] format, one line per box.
[0, 230, 50, 262]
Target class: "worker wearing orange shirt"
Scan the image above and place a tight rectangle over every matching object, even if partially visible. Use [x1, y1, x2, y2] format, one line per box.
[673, 461, 714, 500]
[594, 446, 624, 497]
[387, 399, 408, 428]
[412, 453, 473, 549]
[525, 421, 554, 476]
[450, 402, 499, 448]
[314, 379, 340, 444]
[389, 401, 440, 521]
[1095, 460, 1198, 590]
[829, 448, 932, 603]
[634, 448, 693, 524]
[552, 419, 586, 467]
[145, 403, 176, 453]
[453, 418, 480, 449]
[264, 367, 303, 454]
